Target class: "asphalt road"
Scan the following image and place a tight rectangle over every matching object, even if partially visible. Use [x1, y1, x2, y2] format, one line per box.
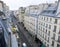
[12, 15, 33, 47]
[17, 24, 33, 47]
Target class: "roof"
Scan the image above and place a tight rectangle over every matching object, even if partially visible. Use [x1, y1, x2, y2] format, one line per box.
[40, 4, 57, 17]
[26, 10, 40, 18]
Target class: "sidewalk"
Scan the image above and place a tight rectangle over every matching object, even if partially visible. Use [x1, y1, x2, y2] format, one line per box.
[11, 34, 18, 47]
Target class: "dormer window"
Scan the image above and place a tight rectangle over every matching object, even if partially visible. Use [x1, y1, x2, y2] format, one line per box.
[48, 4, 51, 7]
[54, 19, 58, 24]
[53, 10, 56, 14]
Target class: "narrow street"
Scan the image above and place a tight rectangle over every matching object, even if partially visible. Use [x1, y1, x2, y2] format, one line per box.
[12, 15, 33, 47]
[17, 25, 33, 47]
[12, 15, 39, 47]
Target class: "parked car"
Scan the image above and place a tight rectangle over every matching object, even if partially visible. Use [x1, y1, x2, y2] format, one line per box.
[22, 43, 27, 47]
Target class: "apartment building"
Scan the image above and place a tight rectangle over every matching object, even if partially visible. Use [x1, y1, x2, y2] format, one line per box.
[24, 5, 46, 38]
[0, 0, 10, 20]
[24, 15, 38, 37]
[4, 3, 10, 16]
[0, 0, 4, 12]
[18, 7, 25, 23]
[24, 5, 39, 37]
[14, 10, 20, 20]
[39, 3, 48, 11]
[37, 1, 60, 47]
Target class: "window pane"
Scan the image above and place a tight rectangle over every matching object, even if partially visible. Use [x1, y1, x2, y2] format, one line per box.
[49, 25, 51, 29]
[48, 31, 50, 36]
[55, 19, 57, 24]
[53, 26, 56, 32]
[52, 33, 55, 40]
[59, 29, 60, 34]
[58, 36, 60, 43]
[52, 41, 54, 46]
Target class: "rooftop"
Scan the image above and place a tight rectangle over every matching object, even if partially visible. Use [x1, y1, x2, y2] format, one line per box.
[40, 3, 57, 16]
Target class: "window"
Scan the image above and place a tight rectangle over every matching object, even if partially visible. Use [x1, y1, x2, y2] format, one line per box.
[52, 41, 54, 46]
[43, 17, 44, 20]
[47, 37, 49, 42]
[39, 26, 40, 30]
[48, 4, 51, 7]
[46, 29, 47, 34]
[48, 31, 50, 36]
[41, 27, 42, 31]
[46, 24, 48, 28]
[47, 11, 50, 13]
[49, 25, 51, 29]
[45, 42, 46, 45]
[43, 34, 44, 38]
[52, 33, 55, 40]
[53, 10, 56, 14]
[42, 27, 43, 31]
[47, 17, 48, 21]
[50, 18, 52, 22]
[57, 44, 60, 47]
[59, 28, 60, 34]
[44, 23, 45, 26]
[42, 17, 43, 20]
[54, 19, 57, 24]
[47, 44, 49, 47]
[43, 28, 45, 32]
[45, 35, 47, 40]
[58, 36, 60, 43]
[53, 26, 57, 32]
[44, 17, 45, 20]
[41, 23, 42, 25]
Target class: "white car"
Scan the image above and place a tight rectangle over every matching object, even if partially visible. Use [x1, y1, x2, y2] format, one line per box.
[22, 43, 27, 47]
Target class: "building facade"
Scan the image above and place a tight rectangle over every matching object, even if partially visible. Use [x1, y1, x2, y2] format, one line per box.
[24, 5, 44, 38]
[18, 7, 25, 23]
[24, 15, 38, 37]
[37, 1, 60, 47]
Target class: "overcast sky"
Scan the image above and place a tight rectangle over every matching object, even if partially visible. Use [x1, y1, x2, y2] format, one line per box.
[1, 0, 58, 10]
